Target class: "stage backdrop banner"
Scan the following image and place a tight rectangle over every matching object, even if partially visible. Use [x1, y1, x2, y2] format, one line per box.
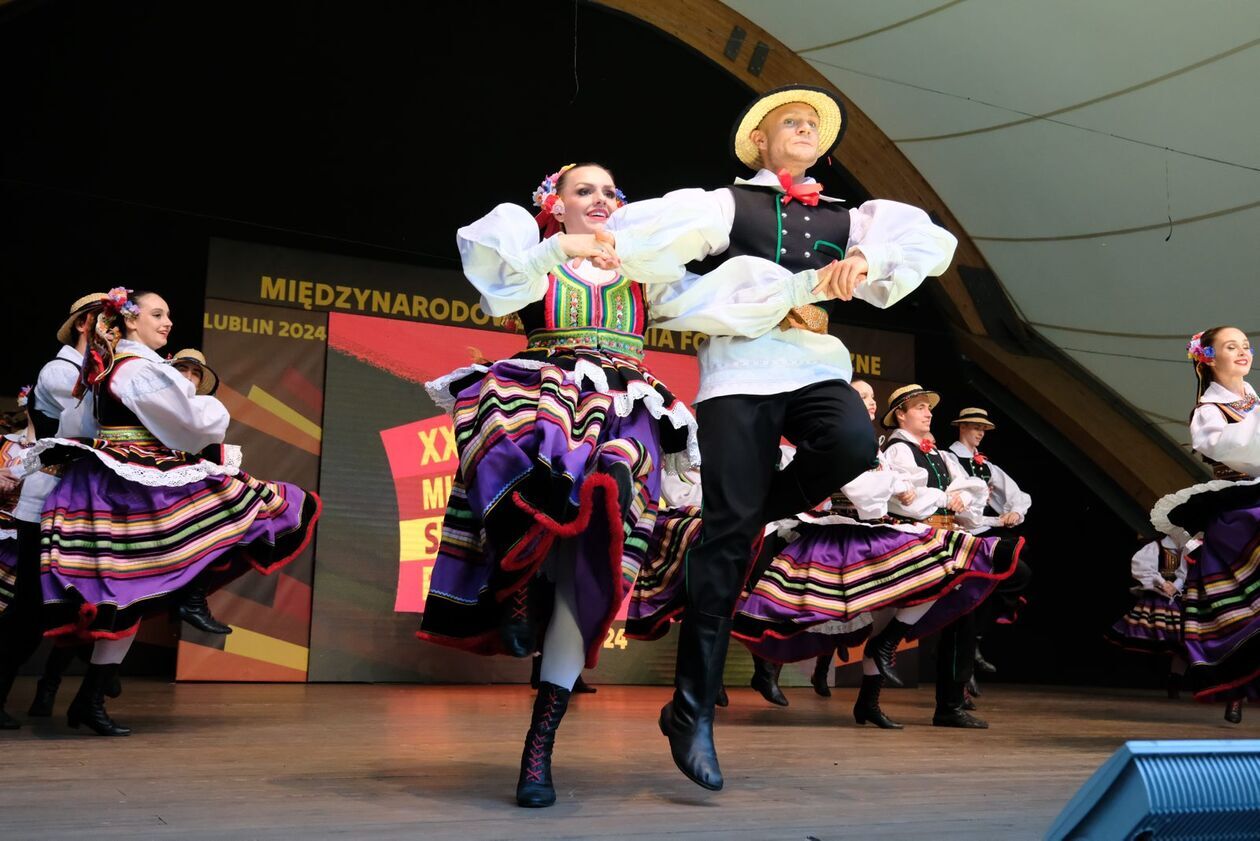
[192, 237, 914, 685]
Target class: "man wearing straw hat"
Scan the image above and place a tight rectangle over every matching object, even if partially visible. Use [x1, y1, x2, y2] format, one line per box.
[169, 348, 220, 397]
[0, 293, 106, 729]
[609, 86, 957, 790]
[946, 406, 1033, 683]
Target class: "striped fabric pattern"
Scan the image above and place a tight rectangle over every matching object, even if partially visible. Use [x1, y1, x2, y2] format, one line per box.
[626, 506, 701, 640]
[1106, 593, 1184, 654]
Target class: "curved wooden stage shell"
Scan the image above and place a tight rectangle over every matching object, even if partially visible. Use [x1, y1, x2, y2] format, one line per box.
[2, 679, 1253, 840]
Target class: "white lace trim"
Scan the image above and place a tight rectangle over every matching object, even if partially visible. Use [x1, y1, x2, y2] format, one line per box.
[1150, 475, 1260, 542]
[421, 357, 701, 472]
[24, 438, 241, 488]
[786, 512, 928, 536]
[423, 364, 491, 414]
[808, 614, 875, 636]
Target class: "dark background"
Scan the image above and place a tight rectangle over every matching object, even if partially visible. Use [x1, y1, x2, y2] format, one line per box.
[0, 0, 1151, 689]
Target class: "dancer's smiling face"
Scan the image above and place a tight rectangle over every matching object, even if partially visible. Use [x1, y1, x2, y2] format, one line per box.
[1208, 327, 1253, 380]
[751, 102, 821, 172]
[957, 423, 987, 450]
[852, 380, 877, 421]
[896, 399, 934, 437]
[551, 165, 619, 236]
[124, 293, 173, 351]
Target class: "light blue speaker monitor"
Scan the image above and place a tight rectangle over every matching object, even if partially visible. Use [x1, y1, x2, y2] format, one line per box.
[1046, 740, 1260, 840]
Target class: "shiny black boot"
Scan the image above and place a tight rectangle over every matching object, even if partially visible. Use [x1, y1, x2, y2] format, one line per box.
[1225, 700, 1243, 724]
[66, 664, 131, 737]
[853, 674, 903, 729]
[659, 611, 731, 791]
[516, 681, 572, 807]
[177, 580, 232, 635]
[862, 619, 912, 688]
[28, 645, 78, 717]
[499, 586, 536, 658]
[811, 654, 832, 698]
[715, 684, 729, 708]
[750, 655, 788, 707]
[933, 679, 988, 729]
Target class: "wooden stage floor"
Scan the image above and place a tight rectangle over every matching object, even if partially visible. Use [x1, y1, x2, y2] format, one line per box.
[1, 679, 1252, 840]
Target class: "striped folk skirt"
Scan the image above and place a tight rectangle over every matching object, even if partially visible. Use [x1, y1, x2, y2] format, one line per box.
[37, 440, 321, 641]
[1105, 592, 1184, 655]
[418, 345, 697, 668]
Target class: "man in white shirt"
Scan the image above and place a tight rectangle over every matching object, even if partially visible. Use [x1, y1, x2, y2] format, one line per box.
[945, 408, 1033, 682]
[0, 293, 104, 729]
[611, 86, 958, 792]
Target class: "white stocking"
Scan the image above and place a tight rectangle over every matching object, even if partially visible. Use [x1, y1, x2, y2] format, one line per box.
[538, 540, 585, 691]
[90, 635, 136, 665]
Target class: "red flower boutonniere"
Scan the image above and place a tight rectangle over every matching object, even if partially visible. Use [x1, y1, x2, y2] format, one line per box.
[973, 453, 987, 466]
[918, 438, 934, 454]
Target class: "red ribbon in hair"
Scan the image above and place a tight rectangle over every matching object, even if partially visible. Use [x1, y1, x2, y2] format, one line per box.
[777, 168, 823, 207]
[535, 208, 562, 238]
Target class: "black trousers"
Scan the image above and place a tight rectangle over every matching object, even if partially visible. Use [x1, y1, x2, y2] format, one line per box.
[0, 523, 48, 693]
[936, 611, 977, 695]
[687, 379, 876, 617]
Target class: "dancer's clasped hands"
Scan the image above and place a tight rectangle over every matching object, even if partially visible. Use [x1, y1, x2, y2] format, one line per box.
[812, 254, 868, 301]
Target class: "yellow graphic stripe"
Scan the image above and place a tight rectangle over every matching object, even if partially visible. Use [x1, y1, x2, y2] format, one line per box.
[222, 626, 309, 672]
[247, 385, 323, 441]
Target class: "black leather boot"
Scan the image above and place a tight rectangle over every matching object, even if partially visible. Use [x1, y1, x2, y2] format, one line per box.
[572, 675, 596, 694]
[66, 664, 131, 737]
[863, 619, 913, 688]
[1225, 700, 1243, 724]
[933, 679, 988, 729]
[28, 644, 78, 717]
[499, 586, 536, 658]
[811, 654, 832, 698]
[715, 684, 729, 707]
[853, 674, 903, 729]
[177, 580, 232, 635]
[974, 642, 997, 674]
[516, 681, 572, 807]
[0, 666, 20, 729]
[750, 655, 788, 707]
[659, 611, 731, 791]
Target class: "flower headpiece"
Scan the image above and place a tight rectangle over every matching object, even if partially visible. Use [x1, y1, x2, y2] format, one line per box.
[531, 164, 627, 217]
[104, 287, 141, 320]
[17, 385, 32, 408]
[1187, 331, 1214, 365]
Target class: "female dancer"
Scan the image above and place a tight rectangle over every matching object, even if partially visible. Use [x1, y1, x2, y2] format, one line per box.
[418, 164, 699, 807]
[30, 288, 321, 735]
[1151, 326, 1260, 722]
[1105, 533, 1196, 697]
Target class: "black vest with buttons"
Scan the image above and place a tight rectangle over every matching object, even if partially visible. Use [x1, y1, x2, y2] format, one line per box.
[882, 438, 952, 491]
[688, 184, 851, 314]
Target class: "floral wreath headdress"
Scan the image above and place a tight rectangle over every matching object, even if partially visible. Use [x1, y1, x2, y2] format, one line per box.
[530, 164, 626, 237]
[16, 384, 32, 408]
[76, 287, 142, 397]
[1186, 331, 1214, 365]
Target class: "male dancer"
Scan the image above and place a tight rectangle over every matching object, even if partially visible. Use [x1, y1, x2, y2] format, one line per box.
[610, 85, 957, 789]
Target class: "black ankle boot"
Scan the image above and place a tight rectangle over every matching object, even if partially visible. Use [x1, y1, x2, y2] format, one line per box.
[1225, 700, 1243, 724]
[863, 619, 912, 688]
[28, 644, 77, 717]
[853, 674, 903, 729]
[500, 587, 536, 658]
[177, 580, 232, 635]
[933, 680, 988, 729]
[812, 654, 832, 698]
[715, 684, 729, 707]
[750, 655, 788, 707]
[516, 681, 572, 807]
[66, 664, 131, 737]
[974, 643, 997, 675]
[572, 675, 596, 694]
[659, 611, 731, 791]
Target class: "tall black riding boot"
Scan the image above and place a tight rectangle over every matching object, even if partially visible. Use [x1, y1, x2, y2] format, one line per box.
[862, 619, 913, 688]
[812, 653, 832, 698]
[853, 674, 903, 729]
[659, 610, 731, 791]
[933, 679, 988, 729]
[28, 645, 78, 717]
[516, 681, 572, 807]
[66, 664, 131, 737]
[177, 578, 232, 635]
[750, 654, 788, 707]
[500, 586, 536, 658]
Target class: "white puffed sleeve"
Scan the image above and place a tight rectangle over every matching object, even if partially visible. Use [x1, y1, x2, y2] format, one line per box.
[987, 461, 1032, 522]
[645, 258, 825, 338]
[109, 359, 230, 453]
[883, 441, 948, 518]
[1191, 393, 1260, 476]
[606, 188, 733, 285]
[847, 200, 958, 310]
[455, 203, 568, 317]
[1129, 541, 1162, 591]
[839, 466, 907, 521]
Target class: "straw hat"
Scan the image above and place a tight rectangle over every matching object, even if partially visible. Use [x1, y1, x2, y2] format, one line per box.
[56, 292, 109, 345]
[731, 84, 847, 170]
[169, 348, 219, 396]
[882, 384, 940, 429]
[951, 407, 996, 430]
